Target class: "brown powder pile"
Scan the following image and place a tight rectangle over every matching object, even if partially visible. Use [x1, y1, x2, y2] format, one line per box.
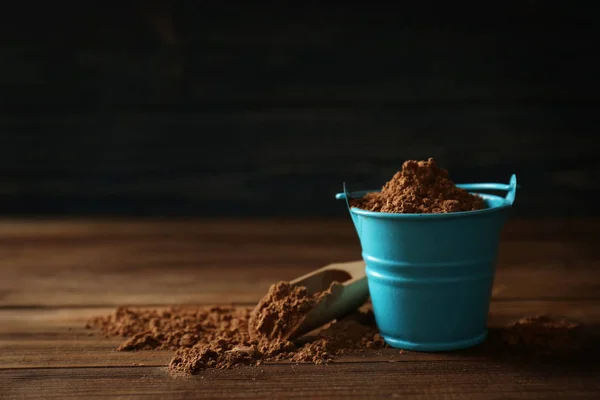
[502, 315, 584, 357]
[292, 309, 386, 363]
[89, 306, 253, 352]
[351, 158, 486, 214]
[248, 281, 319, 341]
[88, 281, 385, 375]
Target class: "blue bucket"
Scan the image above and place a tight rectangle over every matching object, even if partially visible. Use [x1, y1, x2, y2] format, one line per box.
[335, 174, 518, 351]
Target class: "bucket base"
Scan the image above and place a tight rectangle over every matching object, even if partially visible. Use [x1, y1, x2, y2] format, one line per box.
[382, 330, 487, 352]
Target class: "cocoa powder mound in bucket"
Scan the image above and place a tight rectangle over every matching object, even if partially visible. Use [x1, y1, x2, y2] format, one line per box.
[88, 281, 386, 375]
[350, 158, 486, 214]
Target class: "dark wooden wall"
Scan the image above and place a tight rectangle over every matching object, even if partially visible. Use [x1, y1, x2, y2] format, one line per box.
[0, 2, 597, 217]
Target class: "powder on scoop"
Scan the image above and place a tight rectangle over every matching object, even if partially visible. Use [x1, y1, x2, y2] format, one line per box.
[248, 281, 319, 341]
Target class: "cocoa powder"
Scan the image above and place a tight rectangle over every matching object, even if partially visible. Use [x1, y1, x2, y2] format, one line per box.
[248, 281, 318, 341]
[89, 300, 587, 374]
[502, 315, 583, 357]
[90, 279, 587, 375]
[351, 158, 486, 214]
[89, 281, 386, 375]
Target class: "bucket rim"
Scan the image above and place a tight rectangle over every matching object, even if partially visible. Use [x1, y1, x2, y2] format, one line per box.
[348, 192, 512, 220]
[337, 174, 518, 220]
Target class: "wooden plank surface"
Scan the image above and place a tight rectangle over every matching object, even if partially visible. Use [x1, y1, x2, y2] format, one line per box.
[1, 219, 599, 307]
[1, 218, 599, 399]
[2, 299, 600, 370]
[3, 361, 600, 400]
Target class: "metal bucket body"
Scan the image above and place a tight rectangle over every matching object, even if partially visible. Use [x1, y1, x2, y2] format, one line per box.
[337, 175, 517, 351]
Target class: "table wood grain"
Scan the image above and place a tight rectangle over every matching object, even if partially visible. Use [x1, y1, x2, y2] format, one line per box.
[1, 218, 599, 399]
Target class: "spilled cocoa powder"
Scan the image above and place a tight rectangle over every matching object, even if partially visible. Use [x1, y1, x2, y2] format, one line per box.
[351, 158, 486, 214]
[88, 284, 587, 375]
[502, 315, 584, 357]
[89, 281, 385, 375]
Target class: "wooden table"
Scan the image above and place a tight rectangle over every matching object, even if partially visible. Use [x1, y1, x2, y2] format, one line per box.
[1, 219, 599, 399]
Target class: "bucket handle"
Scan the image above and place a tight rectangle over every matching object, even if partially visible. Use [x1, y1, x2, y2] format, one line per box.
[457, 174, 518, 205]
[336, 174, 519, 206]
[341, 182, 353, 210]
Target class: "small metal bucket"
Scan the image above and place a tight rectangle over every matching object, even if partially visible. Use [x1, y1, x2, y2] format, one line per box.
[335, 175, 518, 351]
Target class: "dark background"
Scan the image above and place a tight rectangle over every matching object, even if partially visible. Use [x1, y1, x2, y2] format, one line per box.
[1, 2, 597, 218]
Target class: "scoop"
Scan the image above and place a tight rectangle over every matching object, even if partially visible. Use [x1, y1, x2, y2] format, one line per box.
[284, 260, 368, 340]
